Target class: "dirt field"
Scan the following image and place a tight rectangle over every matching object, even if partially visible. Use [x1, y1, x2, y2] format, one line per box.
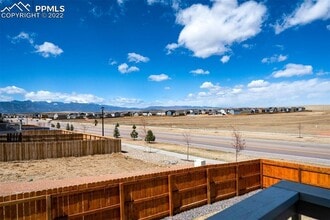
[98, 110, 330, 136]
[0, 154, 147, 183]
[75, 109, 330, 145]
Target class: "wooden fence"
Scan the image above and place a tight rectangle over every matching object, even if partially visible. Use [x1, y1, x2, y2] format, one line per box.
[0, 159, 329, 220]
[0, 130, 106, 142]
[261, 159, 330, 189]
[0, 130, 121, 162]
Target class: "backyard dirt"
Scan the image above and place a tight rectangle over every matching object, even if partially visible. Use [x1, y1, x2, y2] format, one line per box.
[0, 108, 329, 192]
[0, 152, 194, 196]
[0, 152, 188, 184]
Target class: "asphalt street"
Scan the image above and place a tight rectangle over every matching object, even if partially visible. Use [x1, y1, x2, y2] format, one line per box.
[63, 122, 330, 163]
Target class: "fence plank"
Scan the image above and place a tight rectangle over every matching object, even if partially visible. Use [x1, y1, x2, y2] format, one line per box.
[119, 183, 125, 220]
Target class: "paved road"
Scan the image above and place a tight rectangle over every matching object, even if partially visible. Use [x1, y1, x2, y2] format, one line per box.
[27, 119, 329, 162]
[61, 122, 330, 163]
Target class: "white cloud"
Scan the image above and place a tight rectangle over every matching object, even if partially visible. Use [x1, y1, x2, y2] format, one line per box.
[0, 86, 104, 104]
[108, 59, 117, 66]
[190, 69, 210, 75]
[220, 55, 230, 63]
[316, 70, 330, 76]
[242, 44, 254, 49]
[118, 63, 139, 74]
[272, 63, 313, 78]
[198, 91, 208, 97]
[275, 0, 330, 34]
[147, 0, 181, 10]
[148, 74, 170, 82]
[25, 90, 104, 103]
[232, 87, 243, 94]
[127, 52, 150, 63]
[109, 97, 143, 107]
[35, 42, 63, 58]
[9, 32, 62, 58]
[117, 0, 125, 5]
[147, 0, 160, 5]
[261, 54, 288, 64]
[247, 80, 270, 88]
[10, 32, 35, 45]
[0, 86, 26, 95]
[200, 82, 220, 91]
[173, 0, 266, 58]
[181, 78, 330, 107]
[164, 86, 171, 90]
[165, 43, 180, 55]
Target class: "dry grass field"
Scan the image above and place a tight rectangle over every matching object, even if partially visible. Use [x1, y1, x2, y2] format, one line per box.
[122, 112, 326, 133]
[98, 108, 330, 139]
[96, 108, 330, 144]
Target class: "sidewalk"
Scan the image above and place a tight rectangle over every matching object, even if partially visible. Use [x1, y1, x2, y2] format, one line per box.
[122, 143, 225, 165]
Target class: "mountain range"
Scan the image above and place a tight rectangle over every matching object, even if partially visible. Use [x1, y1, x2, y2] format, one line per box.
[0, 101, 210, 114]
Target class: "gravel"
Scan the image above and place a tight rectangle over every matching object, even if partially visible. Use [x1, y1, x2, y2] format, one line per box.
[121, 143, 194, 167]
[161, 190, 261, 220]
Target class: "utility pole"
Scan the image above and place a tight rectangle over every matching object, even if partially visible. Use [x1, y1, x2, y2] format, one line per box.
[101, 106, 104, 136]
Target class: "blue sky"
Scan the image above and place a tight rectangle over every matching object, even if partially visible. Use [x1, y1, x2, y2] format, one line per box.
[0, 0, 329, 108]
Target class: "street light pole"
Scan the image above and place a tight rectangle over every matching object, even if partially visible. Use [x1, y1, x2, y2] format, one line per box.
[101, 106, 104, 136]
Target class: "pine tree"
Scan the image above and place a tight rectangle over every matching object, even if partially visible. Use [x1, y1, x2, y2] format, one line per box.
[56, 122, 61, 129]
[145, 130, 155, 143]
[130, 124, 138, 140]
[113, 123, 120, 138]
[70, 124, 74, 131]
[66, 123, 70, 130]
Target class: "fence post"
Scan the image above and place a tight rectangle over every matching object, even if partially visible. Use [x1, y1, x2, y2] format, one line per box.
[168, 175, 174, 216]
[119, 183, 125, 220]
[46, 195, 52, 220]
[236, 163, 239, 196]
[260, 159, 263, 189]
[207, 168, 212, 204]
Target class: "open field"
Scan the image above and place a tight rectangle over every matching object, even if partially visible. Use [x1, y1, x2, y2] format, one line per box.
[94, 110, 330, 136]
[72, 110, 330, 145]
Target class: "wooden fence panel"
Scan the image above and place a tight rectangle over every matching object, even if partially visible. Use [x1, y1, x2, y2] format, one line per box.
[50, 184, 121, 220]
[237, 160, 261, 195]
[261, 160, 330, 189]
[206, 160, 261, 203]
[169, 168, 208, 215]
[262, 160, 299, 187]
[301, 170, 330, 188]
[207, 165, 237, 203]
[0, 193, 47, 220]
[19, 133, 85, 142]
[121, 175, 169, 220]
[0, 139, 121, 162]
[22, 130, 65, 136]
